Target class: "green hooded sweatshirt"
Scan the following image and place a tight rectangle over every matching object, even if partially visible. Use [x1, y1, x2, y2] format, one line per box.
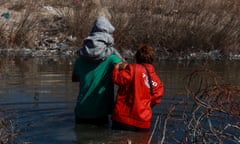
[73, 54, 121, 118]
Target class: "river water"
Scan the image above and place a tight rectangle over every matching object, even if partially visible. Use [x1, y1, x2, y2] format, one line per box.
[0, 56, 239, 144]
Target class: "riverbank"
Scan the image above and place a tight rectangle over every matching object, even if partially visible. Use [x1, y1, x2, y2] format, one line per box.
[1, 0, 240, 61]
[1, 47, 240, 61]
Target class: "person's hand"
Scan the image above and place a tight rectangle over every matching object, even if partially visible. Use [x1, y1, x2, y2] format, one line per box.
[119, 62, 128, 70]
[114, 62, 128, 70]
[121, 57, 127, 62]
[114, 63, 121, 69]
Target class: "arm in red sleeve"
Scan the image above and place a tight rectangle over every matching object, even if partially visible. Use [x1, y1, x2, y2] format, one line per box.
[112, 65, 132, 86]
[151, 78, 164, 108]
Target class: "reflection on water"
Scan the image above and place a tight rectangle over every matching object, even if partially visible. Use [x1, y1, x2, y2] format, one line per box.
[0, 56, 239, 144]
[74, 124, 150, 144]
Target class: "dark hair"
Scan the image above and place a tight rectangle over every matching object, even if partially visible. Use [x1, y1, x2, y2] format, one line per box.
[135, 44, 154, 64]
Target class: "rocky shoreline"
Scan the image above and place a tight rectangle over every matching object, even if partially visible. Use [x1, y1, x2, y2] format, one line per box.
[1, 1, 239, 61]
[0, 47, 76, 57]
[1, 46, 240, 61]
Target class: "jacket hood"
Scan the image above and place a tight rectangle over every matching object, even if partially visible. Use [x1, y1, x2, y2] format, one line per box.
[91, 16, 115, 34]
[78, 16, 122, 61]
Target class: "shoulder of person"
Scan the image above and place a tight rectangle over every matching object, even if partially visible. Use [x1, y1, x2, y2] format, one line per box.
[106, 54, 122, 59]
[130, 63, 144, 68]
[122, 63, 139, 71]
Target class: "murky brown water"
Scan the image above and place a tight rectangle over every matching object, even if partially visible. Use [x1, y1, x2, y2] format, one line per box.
[0, 56, 239, 144]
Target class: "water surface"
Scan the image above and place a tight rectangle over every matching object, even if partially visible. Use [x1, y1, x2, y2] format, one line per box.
[0, 56, 239, 144]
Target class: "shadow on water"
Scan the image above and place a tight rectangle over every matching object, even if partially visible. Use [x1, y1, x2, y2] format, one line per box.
[0, 56, 239, 143]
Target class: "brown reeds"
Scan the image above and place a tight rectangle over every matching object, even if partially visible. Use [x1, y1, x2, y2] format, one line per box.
[184, 68, 240, 143]
[0, 118, 17, 144]
[110, 0, 240, 56]
[1, 0, 240, 56]
[0, 0, 39, 48]
[154, 68, 240, 143]
[186, 69, 240, 118]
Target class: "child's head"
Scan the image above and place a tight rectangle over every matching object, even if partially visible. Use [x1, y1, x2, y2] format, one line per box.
[135, 45, 154, 64]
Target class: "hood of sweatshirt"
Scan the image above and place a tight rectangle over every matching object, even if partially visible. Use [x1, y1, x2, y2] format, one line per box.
[78, 16, 120, 61]
[91, 16, 115, 34]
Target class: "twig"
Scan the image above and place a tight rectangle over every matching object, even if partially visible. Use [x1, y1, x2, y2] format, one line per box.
[148, 115, 160, 144]
[160, 106, 175, 144]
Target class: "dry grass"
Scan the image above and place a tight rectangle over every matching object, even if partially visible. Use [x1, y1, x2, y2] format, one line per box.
[111, 0, 240, 56]
[0, 0, 40, 48]
[0, 0, 239, 57]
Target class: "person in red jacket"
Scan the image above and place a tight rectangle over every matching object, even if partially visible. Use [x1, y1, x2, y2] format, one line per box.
[111, 44, 164, 132]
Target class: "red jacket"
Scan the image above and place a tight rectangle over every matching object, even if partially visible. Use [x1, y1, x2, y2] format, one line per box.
[112, 63, 164, 128]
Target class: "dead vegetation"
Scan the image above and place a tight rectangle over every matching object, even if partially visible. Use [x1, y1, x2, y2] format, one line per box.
[149, 68, 240, 143]
[0, 0, 239, 58]
[0, 117, 17, 144]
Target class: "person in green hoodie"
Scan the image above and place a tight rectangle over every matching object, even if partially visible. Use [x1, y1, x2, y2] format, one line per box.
[72, 16, 123, 125]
